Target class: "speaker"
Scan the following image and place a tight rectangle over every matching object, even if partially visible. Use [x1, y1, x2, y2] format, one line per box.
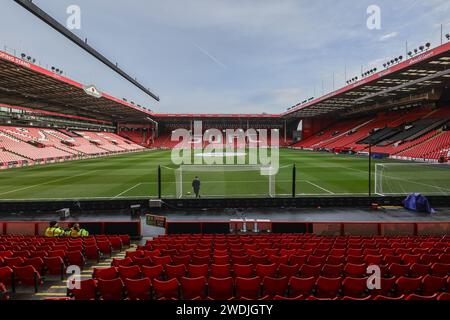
[57, 208, 70, 220]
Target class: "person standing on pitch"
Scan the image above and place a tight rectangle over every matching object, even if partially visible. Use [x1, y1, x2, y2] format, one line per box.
[192, 176, 201, 198]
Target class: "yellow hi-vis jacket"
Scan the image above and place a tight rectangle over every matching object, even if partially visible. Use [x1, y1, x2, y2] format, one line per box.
[69, 228, 89, 238]
[45, 227, 65, 237]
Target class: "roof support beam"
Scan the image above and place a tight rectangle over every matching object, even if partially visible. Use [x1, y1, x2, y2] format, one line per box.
[13, 0, 160, 102]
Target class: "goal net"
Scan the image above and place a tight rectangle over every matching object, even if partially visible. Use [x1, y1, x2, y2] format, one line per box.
[374, 162, 450, 196]
[161, 164, 293, 198]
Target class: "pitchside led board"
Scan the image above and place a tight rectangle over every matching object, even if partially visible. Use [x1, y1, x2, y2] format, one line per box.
[146, 214, 166, 228]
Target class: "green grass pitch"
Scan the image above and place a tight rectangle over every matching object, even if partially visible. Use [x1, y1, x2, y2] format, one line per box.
[0, 149, 448, 200]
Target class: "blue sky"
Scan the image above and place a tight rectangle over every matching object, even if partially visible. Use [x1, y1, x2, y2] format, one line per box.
[0, 0, 449, 114]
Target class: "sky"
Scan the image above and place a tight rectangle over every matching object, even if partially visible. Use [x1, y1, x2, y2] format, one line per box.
[0, 0, 449, 114]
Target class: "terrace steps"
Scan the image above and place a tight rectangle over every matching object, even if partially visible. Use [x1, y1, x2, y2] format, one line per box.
[394, 131, 443, 155]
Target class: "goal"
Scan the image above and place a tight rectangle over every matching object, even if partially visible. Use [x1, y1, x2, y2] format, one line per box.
[162, 164, 292, 199]
[374, 162, 450, 196]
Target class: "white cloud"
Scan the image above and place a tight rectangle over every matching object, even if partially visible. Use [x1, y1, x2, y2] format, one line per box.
[379, 32, 399, 42]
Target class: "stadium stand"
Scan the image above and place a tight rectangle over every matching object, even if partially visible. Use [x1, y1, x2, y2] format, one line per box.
[0, 125, 145, 169]
[70, 234, 450, 301]
[293, 106, 450, 161]
[0, 234, 130, 296]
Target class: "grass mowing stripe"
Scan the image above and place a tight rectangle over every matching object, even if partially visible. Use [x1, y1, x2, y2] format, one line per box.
[0, 169, 101, 196]
[0, 149, 447, 199]
[303, 180, 335, 195]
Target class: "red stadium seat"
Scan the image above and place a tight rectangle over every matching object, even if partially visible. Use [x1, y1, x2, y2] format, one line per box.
[98, 278, 124, 300]
[364, 255, 383, 265]
[5, 257, 24, 268]
[109, 237, 123, 251]
[93, 267, 118, 280]
[315, 277, 342, 299]
[402, 254, 421, 264]
[347, 255, 365, 264]
[84, 245, 100, 262]
[14, 265, 42, 292]
[118, 265, 141, 280]
[262, 276, 288, 298]
[210, 264, 231, 278]
[187, 264, 209, 278]
[373, 295, 405, 300]
[70, 279, 97, 300]
[321, 264, 343, 278]
[47, 250, 66, 259]
[66, 251, 85, 268]
[273, 294, 304, 300]
[326, 255, 345, 265]
[341, 296, 371, 301]
[431, 263, 450, 277]
[288, 277, 315, 297]
[180, 277, 207, 300]
[133, 257, 153, 267]
[0, 265, 13, 284]
[44, 256, 66, 279]
[233, 264, 254, 278]
[23, 257, 45, 274]
[141, 265, 164, 280]
[420, 253, 439, 264]
[255, 263, 277, 278]
[405, 293, 438, 301]
[153, 278, 180, 300]
[231, 255, 250, 265]
[172, 255, 191, 265]
[250, 255, 269, 265]
[269, 255, 289, 265]
[341, 277, 369, 298]
[299, 264, 322, 278]
[97, 241, 112, 257]
[111, 257, 133, 267]
[191, 256, 210, 265]
[384, 255, 402, 265]
[235, 277, 261, 299]
[437, 293, 450, 301]
[308, 255, 326, 265]
[370, 277, 396, 296]
[388, 263, 410, 277]
[409, 263, 431, 277]
[207, 277, 234, 300]
[344, 263, 366, 278]
[421, 275, 447, 296]
[289, 255, 308, 265]
[439, 253, 450, 264]
[165, 264, 187, 279]
[278, 264, 299, 278]
[125, 278, 152, 300]
[213, 255, 230, 265]
[395, 276, 422, 296]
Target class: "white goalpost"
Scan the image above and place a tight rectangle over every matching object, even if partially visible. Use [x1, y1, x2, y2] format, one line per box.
[374, 162, 450, 196]
[173, 165, 278, 199]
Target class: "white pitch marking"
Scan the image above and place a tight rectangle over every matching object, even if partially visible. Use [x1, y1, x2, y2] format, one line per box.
[112, 183, 143, 199]
[304, 180, 335, 195]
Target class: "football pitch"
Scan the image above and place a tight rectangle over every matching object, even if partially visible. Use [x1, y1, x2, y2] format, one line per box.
[0, 149, 449, 200]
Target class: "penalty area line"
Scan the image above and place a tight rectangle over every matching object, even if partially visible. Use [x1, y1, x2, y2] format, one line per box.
[112, 183, 143, 199]
[304, 180, 335, 195]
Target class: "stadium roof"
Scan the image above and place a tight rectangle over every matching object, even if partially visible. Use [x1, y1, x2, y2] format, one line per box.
[1, 41, 450, 124]
[282, 41, 450, 119]
[155, 113, 280, 120]
[0, 50, 156, 123]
